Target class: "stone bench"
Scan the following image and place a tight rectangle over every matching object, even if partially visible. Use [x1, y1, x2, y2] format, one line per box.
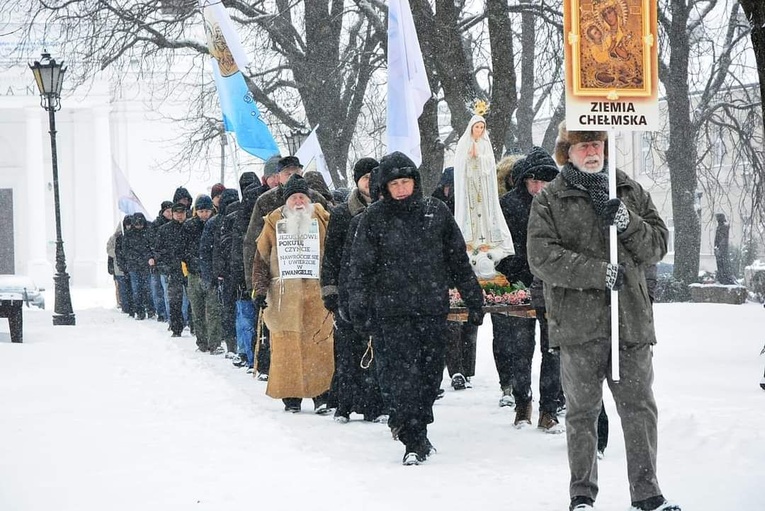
[689, 283, 748, 304]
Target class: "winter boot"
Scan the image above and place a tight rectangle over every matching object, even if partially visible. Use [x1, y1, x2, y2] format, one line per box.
[499, 385, 514, 407]
[513, 401, 533, 428]
[538, 411, 565, 434]
[570, 496, 594, 510]
[451, 373, 467, 390]
[402, 451, 424, 466]
[629, 495, 681, 511]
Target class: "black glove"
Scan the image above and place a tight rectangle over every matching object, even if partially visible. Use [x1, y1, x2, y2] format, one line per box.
[252, 294, 268, 310]
[323, 294, 339, 314]
[467, 308, 484, 326]
[606, 263, 627, 291]
[601, 198, 622, 225]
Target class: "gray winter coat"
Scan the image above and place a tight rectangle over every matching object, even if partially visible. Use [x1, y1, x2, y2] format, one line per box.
[527, 168, 668, 347]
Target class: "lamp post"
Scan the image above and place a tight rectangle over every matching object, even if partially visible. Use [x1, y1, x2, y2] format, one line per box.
[284, 128, 309, 156]
[29, 51, 75, 326]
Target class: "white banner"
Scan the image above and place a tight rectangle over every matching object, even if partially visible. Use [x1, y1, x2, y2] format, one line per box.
[276, 219, 321, 280]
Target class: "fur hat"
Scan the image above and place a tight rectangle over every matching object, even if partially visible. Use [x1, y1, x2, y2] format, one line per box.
[496, 154, 524, 194]
[194, 194, 213, 211]
[353, 157, 378, 184]
[210, 183, 226, 199]
[263, 155, 282, 177]
[554, 121, 608, 165]
[512, 146, 559, 187]
[277, 156, 303, 173]
[282, 174, 311, 201]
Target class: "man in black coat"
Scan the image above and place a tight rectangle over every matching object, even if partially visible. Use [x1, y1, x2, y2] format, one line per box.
[321, 157, 384, 423]
[493, 146, 564, 432]
[200, 188, 240, 355]
[155, 202, 190, 336]
[122, 212, 154, 320]
[347, 151, 484, 465]
[184, 195, 218, 353]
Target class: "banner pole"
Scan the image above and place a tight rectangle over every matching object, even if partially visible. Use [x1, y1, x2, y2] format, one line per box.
[609, 129, 620, 382]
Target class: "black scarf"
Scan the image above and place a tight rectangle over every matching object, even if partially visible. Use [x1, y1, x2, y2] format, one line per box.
[560, 162, 610, 215]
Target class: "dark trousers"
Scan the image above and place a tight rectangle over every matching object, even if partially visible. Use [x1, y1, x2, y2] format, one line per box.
[220, 280, 237, 353]
[445, 321, 478, 378]
[167, 273, 186, 336]
[537, 310, 565, 413]
[493, 312, 564, 413]
[331, 319, 384, 418]
[255, 318, 271, 375]
[374, 315, 447, 453]
[115, 275, 133, 315]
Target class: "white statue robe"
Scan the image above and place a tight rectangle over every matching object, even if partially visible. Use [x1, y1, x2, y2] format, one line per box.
[453, 115, 514, 279]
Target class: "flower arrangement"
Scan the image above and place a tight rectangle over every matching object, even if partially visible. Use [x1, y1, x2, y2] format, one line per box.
[449, 281, 530, 308]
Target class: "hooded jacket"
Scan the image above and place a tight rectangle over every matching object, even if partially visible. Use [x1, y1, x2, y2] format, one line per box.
[346, 152, 483, 322]
[200, 189, 239, 286]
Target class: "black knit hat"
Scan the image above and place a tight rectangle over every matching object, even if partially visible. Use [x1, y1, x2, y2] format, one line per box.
[512, 146, 559, 188]
[160, 200, 173, 212]
[353, 157, 378, 184]
[194, 194, 213, 211]
[282, 174, 311, 201]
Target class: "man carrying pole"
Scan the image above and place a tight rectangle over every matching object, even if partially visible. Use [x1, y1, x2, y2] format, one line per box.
[527, 122, 677, 511]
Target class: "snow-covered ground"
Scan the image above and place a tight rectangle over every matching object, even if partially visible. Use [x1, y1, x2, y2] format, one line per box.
[1, 287, 763, 511]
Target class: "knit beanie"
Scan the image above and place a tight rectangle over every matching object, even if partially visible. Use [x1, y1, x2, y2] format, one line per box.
[210, 183, 226, 200]
[353, 157, 378, 184]
[282, 174, 311, 201]
[511, 146, 559, 187]
[194, 194, 213, 211]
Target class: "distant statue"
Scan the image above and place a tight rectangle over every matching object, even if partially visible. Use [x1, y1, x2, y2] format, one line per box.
[714, 213, 736, 285]
[453, 114, 514, 279]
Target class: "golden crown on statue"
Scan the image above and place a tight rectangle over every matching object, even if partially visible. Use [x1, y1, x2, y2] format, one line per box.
[473, 99, 489, 117]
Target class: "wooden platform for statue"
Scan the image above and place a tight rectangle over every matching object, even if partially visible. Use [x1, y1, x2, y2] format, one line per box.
[448, 304, 535, 322]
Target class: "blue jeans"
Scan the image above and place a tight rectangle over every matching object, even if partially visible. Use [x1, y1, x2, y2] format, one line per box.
[115, 274, 132, 315]
[150, 271, 166, 320]
[129, 271, 149, 316]
[235, 299, 255, 367]
[160, 274, 189, 325]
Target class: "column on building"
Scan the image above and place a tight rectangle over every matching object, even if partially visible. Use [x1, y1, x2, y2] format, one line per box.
[24, 105, 53, 287]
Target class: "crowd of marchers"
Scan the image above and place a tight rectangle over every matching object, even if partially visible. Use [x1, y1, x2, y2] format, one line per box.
[106, 120, 679, 511]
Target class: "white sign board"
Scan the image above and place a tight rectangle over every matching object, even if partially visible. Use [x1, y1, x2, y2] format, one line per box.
[276, 219, 321, 279]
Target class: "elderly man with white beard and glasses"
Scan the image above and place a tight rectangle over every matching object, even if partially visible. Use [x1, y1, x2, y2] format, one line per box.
[251, 174, 335, 414]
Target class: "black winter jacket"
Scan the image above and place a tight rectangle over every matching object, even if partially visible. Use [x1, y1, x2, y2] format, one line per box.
[320, 188, 368, 299]
[347, 177, 482, 322]
[182, 216, 206, 276]
[154, 219, 186, 277]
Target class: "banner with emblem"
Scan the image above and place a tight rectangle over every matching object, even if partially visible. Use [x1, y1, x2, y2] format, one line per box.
[275, 219, 321, 280]
[563, 0, 659, 131]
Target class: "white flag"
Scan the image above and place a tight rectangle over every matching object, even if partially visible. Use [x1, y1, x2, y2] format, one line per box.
[295, 126, 334, 189]
[386, 0, 432, 166]
[112, 159, 149, 218]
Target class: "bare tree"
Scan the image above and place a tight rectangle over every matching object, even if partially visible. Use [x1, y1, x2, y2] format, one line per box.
[3, 0, 384, 187]
[658, 0, 751, 287]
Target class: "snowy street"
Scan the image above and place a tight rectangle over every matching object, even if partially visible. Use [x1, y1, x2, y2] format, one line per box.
[1, 288, 763, 511]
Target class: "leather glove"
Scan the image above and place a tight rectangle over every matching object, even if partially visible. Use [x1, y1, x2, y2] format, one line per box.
[323, 294, 339, 314]
[606, 263, 627, 291]
[467, 308, 484, 326]
[601, 198, 629, 233]
[252, 294, 268, 310]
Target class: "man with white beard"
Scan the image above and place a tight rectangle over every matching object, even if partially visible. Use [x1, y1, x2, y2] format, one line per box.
[252, 174, 335, 414]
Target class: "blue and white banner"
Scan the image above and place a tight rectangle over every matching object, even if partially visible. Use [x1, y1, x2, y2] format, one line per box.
[112, 160, 149, 218]
[201, 0, 279, 160]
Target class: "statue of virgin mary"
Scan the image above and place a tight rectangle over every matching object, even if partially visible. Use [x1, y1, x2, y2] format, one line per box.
[453, 115, 514, 279]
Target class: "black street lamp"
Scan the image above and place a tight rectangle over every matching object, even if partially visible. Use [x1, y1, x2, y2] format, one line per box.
[29, 51, 75, 326]
[284, 128, 310, 156]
